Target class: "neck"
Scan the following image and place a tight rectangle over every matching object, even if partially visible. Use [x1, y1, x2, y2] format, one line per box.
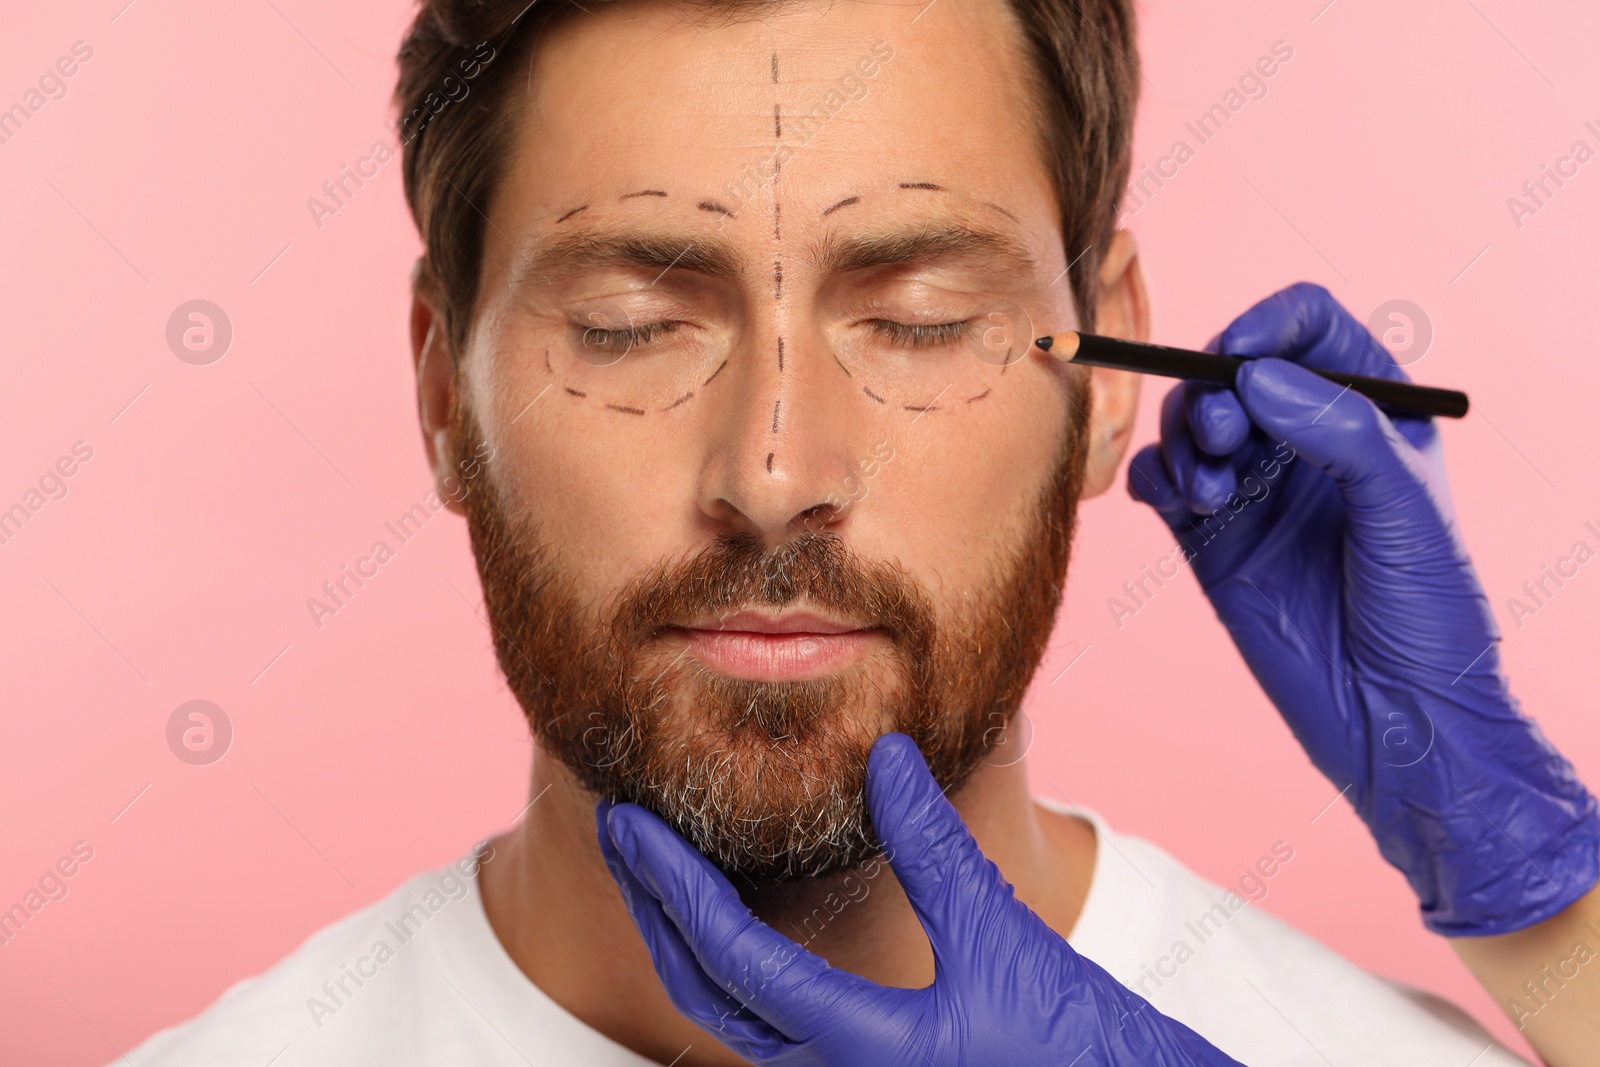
[478, 743, 1096, 1067]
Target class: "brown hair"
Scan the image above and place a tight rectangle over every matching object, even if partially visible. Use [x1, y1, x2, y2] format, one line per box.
[394, 0, 1140, 358]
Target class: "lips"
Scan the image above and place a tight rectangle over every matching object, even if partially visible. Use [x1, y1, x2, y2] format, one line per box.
[670, 608, 882, 681]
[687, 610, 862, 635]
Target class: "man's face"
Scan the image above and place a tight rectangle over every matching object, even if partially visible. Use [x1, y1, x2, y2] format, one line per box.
[447, 0, 1091, 878]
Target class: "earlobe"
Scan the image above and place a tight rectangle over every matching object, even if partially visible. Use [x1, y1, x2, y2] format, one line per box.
[1078, 230, 1149, 499]
[411, 267, 466, 516]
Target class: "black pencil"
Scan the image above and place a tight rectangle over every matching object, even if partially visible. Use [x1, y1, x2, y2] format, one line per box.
[1034, 333, 1469, 420]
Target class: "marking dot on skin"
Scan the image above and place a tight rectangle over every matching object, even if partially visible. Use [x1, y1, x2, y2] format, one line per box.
[621, 189, 668, 200]
[556, 205, 588, 224]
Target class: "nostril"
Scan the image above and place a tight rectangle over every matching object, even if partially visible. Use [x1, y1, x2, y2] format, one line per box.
[792, 502, 842, 535]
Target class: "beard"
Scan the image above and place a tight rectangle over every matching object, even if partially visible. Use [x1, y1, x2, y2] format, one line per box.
[457, 381, 1089, 881]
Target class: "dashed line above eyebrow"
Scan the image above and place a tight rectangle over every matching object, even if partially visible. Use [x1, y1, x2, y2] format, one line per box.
[556, 205, 588, 223]
[899, 182, 944, 191]
[605, 403, 647, 416]
[698, 200, 736, 218]
[621, 189, 669, 200]
[821, 196, 860, 218]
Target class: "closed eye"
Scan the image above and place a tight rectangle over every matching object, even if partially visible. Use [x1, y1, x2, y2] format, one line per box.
[867, 319, 970, 349]
[578, 320, 680, 351]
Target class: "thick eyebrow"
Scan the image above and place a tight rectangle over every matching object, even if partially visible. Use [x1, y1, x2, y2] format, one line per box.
[516, 230, 746, 286]
[814, 223, 1038, 278]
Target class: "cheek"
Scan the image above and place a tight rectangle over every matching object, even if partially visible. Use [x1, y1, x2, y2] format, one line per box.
[495, 403, 704, 595]
[856, 370, 1068, 592]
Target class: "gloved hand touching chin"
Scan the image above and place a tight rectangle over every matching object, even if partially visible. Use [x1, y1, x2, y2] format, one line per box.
[597, 733, 1244, 1066]
[1127, 281, 1599, 936]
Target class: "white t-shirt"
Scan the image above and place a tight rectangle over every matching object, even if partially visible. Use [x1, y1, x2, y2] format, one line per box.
[116, 808, 1526, 1066]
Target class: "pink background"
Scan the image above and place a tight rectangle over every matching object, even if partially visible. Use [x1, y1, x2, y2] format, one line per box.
[3, 0, 1597, 1062]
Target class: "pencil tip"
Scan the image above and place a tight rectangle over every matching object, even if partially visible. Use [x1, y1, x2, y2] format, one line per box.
[1034, 336, 1052, 352]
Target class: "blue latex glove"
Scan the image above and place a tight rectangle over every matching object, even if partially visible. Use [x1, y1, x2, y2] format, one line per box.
[1127, 282, 1599, 936]
[596, 733, 1244, 1066]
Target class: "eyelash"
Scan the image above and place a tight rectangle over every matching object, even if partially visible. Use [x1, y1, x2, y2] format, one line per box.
[579, 321, 679, 350]
[869, 319, 970, 348]
[574, 318, 970, 351]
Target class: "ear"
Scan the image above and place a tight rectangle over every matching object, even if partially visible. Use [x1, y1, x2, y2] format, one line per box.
[1079, 229, 1149, 500]
[411, 260, 466, 517]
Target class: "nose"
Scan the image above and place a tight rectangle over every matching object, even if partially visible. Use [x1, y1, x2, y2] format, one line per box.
[696, 324, 873, 547]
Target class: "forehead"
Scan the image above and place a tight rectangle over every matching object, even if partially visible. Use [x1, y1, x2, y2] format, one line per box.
[501, 0, 1060, 240]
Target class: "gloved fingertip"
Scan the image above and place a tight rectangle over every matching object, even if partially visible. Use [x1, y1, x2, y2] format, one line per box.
[605, 804, 647, 871]
[1219, 281, 1332, 359]
[1187, 388, 1251, 456]
[866, 733, 942, 840]
[1126, 445, 1168, 501]
[1184, 461, 1238, 515]
[1127, 447, 1193, 533]
[867, 732, 923, 787]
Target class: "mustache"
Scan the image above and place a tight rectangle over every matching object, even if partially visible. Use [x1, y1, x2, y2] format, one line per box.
[610, 532, 937, 655]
